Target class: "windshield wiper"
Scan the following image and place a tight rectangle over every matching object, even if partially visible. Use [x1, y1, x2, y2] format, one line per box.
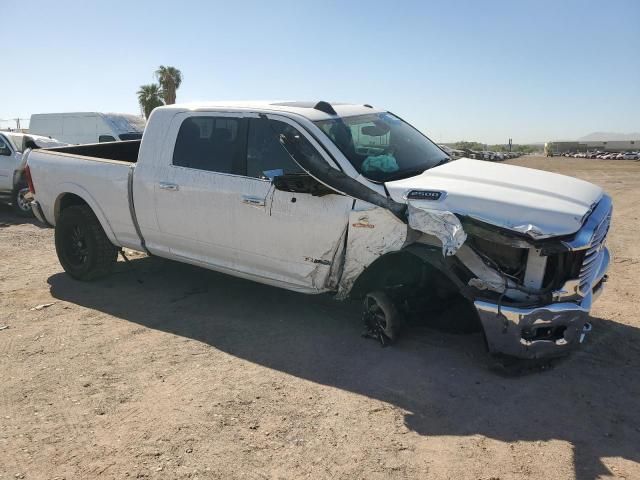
[383, 167, 428, 182]
[382, 158, 449, 182]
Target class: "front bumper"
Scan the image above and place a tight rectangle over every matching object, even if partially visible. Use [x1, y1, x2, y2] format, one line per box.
[475, 247, 609, 359]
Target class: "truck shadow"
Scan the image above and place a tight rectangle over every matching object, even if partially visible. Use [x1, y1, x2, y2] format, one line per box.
[47, 256, 640, 480]
[0, 204, 48, 228]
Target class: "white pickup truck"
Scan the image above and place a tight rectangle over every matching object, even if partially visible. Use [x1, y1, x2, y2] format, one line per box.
[25, 101, 612, 359]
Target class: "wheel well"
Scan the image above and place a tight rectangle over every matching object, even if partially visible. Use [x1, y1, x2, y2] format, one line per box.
[349, 250, 457, 299]
[350, 251, 416, 299]
[349, 248, 481, 333]
[55, 193, 89, 221]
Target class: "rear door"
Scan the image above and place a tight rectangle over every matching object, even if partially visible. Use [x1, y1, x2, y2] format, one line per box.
[152, 112, 249, 269]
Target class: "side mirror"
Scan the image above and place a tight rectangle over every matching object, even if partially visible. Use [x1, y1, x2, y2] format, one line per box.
[273, 173, 333, 196]
[0, 144, 11, 156]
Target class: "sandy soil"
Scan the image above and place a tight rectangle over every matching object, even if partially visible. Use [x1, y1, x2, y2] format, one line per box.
[0, 156, 639, 480]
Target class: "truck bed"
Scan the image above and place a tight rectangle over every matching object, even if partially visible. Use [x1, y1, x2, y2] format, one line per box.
[27, 143, 143, 250]
[47, 140, 141, 163]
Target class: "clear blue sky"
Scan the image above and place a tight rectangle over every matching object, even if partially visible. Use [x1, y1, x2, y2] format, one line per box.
[2, 0, 638, 143]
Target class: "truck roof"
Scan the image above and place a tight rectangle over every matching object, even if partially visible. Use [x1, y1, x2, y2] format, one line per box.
[30, 112, 140, 117]
[155, 101, 384, 121]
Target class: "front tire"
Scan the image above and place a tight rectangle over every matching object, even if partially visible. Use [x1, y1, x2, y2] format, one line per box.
[12, 184, 34, 217]
[363, 291, 403, 345]
[55, 205, 118, 280]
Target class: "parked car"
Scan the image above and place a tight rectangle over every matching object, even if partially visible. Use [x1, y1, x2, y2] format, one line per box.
[622, 151, 639, 160]
[480, 151, 495, 161]
[29, 112, 146, 145]
[465, 149, 483, 160]
[26, 100, 611, 360]
[0, 131, 67, 215]
[438, 145, 462, 160]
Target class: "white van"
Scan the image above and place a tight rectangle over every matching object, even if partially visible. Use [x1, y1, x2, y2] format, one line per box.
[29, 112, 146, 144]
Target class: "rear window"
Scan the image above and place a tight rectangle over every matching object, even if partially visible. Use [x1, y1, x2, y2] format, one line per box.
[172, 117, 245, 174]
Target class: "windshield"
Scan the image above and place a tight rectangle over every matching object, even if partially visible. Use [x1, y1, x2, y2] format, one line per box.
[3, 133, 22, 152]
[314, 112, 449, 182]
[103, 114, 146, 135]
[119, 132, 143, 141]
[3, 133, 67, 151]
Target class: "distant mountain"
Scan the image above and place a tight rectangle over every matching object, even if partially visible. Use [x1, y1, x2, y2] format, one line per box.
[578, 132, 640, 141]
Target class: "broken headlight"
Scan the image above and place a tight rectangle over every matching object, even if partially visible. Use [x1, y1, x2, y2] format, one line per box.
[467, 235, 527, 282]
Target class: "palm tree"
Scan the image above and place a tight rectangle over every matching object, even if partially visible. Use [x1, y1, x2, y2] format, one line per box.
[137, 84, 164, 118]
[155, 65, 183, 105]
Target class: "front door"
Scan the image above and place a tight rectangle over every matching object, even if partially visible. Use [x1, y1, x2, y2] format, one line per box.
[235, 116, 353, 290]
[0, 135, 17, 191]
[153, 112, 352, 292]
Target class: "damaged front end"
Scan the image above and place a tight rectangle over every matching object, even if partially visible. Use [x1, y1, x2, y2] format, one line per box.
[467, 196, 611, 359]
[424, 195, 612, 359]
[341, 194, 612, 360]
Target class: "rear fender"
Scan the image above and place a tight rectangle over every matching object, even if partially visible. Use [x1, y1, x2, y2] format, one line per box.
[54, 183, 119, 246]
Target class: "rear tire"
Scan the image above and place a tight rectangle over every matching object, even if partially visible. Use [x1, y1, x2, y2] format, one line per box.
[11, 184, 33, 217]
[55, 205, 117, 280]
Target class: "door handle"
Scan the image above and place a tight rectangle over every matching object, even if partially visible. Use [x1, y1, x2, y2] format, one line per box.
[159, 182, 179, 191]
[241, 195, 265, 207]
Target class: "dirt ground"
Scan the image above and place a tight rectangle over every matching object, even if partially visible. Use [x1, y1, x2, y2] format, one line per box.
[1, 156, 639, 480]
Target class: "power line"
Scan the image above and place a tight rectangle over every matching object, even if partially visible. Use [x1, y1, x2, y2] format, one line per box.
[0, 118, 29, 130]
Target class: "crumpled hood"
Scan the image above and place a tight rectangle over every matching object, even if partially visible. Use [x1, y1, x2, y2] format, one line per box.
[386, 158, 603, 238]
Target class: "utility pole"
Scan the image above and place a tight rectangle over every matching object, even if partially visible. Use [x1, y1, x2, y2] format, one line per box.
[1, 118, 29, 131]
[16, 118, 28, 131]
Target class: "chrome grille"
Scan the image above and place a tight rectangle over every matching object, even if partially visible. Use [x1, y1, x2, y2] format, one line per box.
[578, 209, 611, 295]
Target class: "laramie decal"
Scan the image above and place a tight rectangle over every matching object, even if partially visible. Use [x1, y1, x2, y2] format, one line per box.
[352, 216, 375, 228]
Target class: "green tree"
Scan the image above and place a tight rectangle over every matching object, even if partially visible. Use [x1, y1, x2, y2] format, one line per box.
[137, 84, 164, 119]
[155, 65, 183, 105]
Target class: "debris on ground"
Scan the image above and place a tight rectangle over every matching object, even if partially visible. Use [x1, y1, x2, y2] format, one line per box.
[30, 302, 56, 311]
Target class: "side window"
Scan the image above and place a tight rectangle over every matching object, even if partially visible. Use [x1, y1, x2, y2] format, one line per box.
[246, 119, 304, 179]
[0, 137, 11, 156]
[99, 135, 116, 142]
[172, 116, 245, 174]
